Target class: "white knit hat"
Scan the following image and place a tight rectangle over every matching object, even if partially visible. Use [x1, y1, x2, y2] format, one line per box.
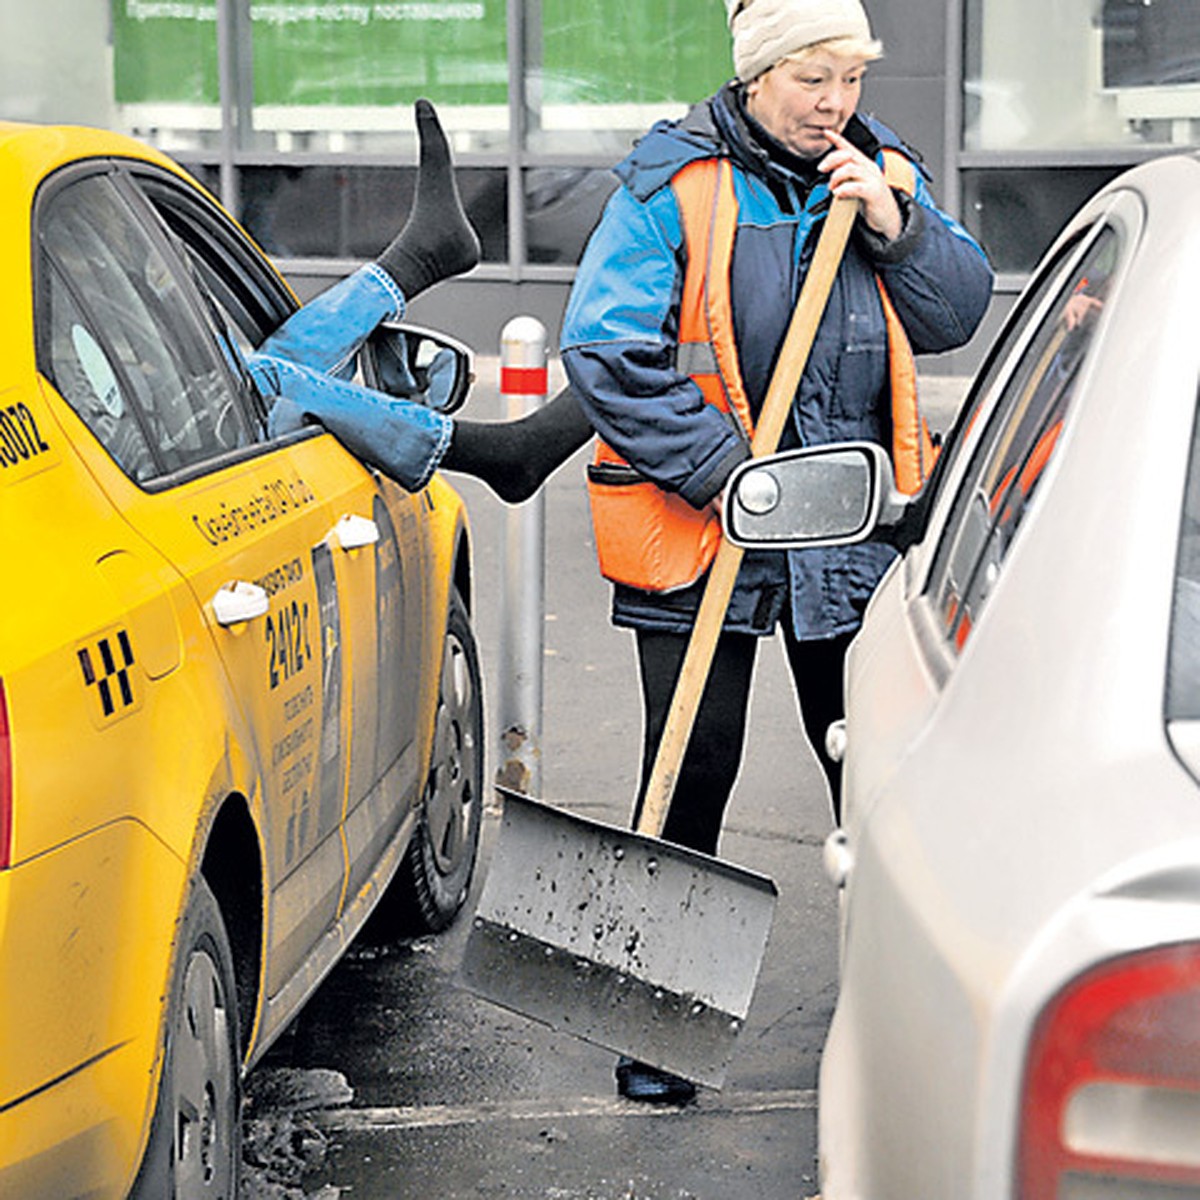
[726, 0, 875, 82]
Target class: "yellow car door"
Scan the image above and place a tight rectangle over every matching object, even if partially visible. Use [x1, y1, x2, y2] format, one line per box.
[36, 165, 354, 996]
[128, 169, 433, 928]
[340, 478, 428, 907]
[141, 446, 353, 995]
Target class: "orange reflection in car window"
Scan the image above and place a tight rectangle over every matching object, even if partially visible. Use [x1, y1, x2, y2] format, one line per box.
[934, 228, 1117, 654]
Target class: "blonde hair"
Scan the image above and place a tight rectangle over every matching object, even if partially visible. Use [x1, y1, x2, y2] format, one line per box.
[781, 34, 883, 67]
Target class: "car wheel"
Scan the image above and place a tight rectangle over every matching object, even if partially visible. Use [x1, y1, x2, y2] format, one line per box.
[368, 588, 483, 939]
[130, 877, 241, 1200]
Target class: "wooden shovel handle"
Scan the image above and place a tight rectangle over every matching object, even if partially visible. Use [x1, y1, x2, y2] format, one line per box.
[636, 195, 860, 838]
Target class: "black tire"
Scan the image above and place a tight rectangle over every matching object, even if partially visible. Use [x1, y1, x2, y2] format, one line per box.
[368, 588, 483, 939]
[129, 877, 241, 1200]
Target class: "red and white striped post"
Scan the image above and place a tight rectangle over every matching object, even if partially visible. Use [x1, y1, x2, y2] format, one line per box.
[496, 316, 547, 796]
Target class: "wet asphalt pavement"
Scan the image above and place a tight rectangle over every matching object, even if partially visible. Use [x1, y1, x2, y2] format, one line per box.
[242, 361, 967, 1199]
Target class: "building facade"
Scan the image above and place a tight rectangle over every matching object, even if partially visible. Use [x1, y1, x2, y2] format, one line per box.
[6, 0, 1199, 370]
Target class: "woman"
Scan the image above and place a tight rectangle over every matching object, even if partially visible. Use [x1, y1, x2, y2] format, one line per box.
[559, 0, 994, 1101]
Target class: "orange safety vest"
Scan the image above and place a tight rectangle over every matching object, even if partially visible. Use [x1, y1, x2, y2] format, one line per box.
[586, 149, 935, 593]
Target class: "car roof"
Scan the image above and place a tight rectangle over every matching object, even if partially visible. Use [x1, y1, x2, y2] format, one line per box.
[0, 120, 185, 179]
[0, 122, 213, 380]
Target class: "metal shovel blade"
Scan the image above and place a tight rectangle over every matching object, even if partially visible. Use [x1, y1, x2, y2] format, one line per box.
[458, 789, 778, 1089]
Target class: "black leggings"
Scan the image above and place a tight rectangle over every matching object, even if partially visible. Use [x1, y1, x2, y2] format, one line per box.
[630, 625, 853, 854]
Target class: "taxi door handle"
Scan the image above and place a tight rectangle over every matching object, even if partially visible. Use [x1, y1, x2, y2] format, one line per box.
[332, 513, 379, 550]
[211, 581, 270, 627]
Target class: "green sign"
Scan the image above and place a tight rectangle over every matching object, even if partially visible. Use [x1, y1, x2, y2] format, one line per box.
[540, 0, 729, 105]
[114, 2, 222, 105]
[112, 0, 728, 108]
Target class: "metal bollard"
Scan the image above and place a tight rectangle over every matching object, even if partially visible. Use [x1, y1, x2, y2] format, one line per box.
[495, 316, 547, 796]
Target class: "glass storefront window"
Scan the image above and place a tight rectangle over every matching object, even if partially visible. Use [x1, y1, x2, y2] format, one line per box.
[109, 1, 509, 155]
[235, 161, 613, 267]
[523, 166, 616, 265]
[525, 0, 730, 155]
[21, 0, 1191, 291]
[238, 163, 508, 260]
[965, 0, 1200, 152]
[962, 166, 1124, 273]
[105, 0, 732, 158]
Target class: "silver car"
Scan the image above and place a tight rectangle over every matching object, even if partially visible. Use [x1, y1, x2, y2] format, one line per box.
[726, 151, 1200, 1198]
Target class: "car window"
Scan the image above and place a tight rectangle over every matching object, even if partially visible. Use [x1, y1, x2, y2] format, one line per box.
[133, 170, 296, 351]
[132, 171, 304, 436]
[37, 172, 252, 483]
[925, 225, 1121, 653]
[43, 273, 158, 482]
[1168, 403, 1200, 719]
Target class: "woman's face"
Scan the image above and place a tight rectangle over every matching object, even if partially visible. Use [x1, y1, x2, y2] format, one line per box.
[745, 51, 868, 159]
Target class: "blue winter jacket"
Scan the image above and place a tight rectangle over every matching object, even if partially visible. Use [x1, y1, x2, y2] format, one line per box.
[561, 83, 994, 639]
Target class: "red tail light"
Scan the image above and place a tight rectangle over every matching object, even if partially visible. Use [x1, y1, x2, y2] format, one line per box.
[0, 678, 11, 869]
[1018, 943, 1200, 1199]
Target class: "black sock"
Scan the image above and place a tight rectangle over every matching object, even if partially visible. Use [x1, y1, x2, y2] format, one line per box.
[377, 99, 481, 301]
[441, 385, 594, 503]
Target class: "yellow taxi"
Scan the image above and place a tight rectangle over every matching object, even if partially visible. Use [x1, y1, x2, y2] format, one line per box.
[0, 122, 483, 1198]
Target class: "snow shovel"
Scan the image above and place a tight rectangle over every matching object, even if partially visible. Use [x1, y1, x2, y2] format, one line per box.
[459, 196, 861, 1089]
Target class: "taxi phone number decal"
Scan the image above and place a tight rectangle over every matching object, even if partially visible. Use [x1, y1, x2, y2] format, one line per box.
[0, 402, 51, 467]
[266, 599, 312, 690]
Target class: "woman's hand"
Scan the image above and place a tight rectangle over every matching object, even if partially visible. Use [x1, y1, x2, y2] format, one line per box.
[819, 129, 904, 242]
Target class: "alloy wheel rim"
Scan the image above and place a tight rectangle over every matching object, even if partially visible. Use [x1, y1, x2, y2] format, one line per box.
[173, 946, 236, 1197]
[426, 631, 478, 876]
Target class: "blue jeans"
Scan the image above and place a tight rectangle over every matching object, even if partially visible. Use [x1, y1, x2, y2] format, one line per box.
[251, 263, 453, 491]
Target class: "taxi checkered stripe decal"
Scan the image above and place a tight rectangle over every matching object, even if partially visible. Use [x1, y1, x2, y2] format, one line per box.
[78, 631, 136, 717]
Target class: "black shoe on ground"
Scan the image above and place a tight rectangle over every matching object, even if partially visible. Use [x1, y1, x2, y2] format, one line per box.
[615, 1056, 697, 1105]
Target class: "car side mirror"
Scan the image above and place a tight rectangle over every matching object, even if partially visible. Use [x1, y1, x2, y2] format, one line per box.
[363, 322, 475, 415]
[723, 442, 910, 549]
